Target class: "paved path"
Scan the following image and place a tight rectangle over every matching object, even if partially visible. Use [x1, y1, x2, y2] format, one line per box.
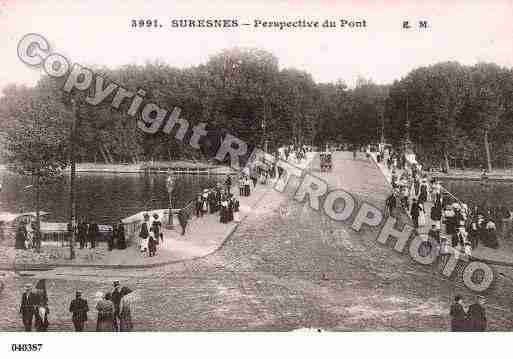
[1, 151, 512, 331]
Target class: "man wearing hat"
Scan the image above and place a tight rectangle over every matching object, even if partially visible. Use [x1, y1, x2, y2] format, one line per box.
[19, 283, 38, 331]
[69, 290, 89, 331]
[139, 214, 150, 255]
[111, 281, 122, 331]
[466, 296, 487, 331]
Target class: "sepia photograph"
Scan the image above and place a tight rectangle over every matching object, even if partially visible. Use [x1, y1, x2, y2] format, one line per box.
[0, 1, 512, 354]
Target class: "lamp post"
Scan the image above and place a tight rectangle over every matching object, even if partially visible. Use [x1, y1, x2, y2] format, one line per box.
[166, 174, 175, 228]
[69, 99, 78, 260]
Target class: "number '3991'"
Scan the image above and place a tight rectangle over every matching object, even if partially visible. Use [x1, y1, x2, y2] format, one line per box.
[11, 344, 43, 352]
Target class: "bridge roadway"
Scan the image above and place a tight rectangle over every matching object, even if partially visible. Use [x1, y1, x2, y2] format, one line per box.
[1, 152, 512, 331]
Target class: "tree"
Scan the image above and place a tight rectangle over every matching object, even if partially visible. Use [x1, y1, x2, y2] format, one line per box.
[468, 63, 507, 172]
[0, 84, 71, 250]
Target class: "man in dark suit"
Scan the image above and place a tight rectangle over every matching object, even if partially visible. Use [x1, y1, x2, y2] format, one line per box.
[449, 295, 466, 331]
[69, 291, 89, 331]
[466, 296, 487, 331]
[78, 219, 88, 249]
[177, 209, 189, 236]
[89, 223, 99, 249]
[111, 281, 122, 331]
[20, 284, 37, 331]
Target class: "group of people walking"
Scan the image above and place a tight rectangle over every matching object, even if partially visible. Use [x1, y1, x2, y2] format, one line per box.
[194, 179, 241, 225]
[14, 219, 41, 251]
[20, 279, 136, 331]
[77, 219, 127, 251]
[138, 213, 163, 256]
[385, 157, 510, 256]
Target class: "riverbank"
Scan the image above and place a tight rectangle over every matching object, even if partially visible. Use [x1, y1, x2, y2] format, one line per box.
[63, 161, 236, 174]
[3, 153, 316, 270]
[429, 168, 513, 182]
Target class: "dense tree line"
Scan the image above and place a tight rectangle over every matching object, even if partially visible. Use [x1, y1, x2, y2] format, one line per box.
[1, 49, 512, 172]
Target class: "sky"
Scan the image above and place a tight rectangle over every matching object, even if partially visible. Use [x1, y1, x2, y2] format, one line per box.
[1, 0, 513, 91]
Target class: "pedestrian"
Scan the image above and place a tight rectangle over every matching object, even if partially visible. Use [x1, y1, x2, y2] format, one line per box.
[139, 214, 150, 255]
[202, 189, 209, 214]
[245, 176, 251, 196]
[418, 178, 429, 204]
[428, 224, 441, 249]
[78, 219, 87, 249]
[34, 302, 49, 332]
[148, 233, 157, 257]
[225, 175, 232, 195]
[96, 292, 115, 332]
[107, 227, 114, 251]
[69, 291, 89, 332]
[239, 175, 244, 196]
[119, 287, 134, 332]
[385, 190, 398, 217]
[449, 295, 466, 332]
[233, 196, 240, 222]
[15, 221, 27, 249]
[410, 198, 421, 228]
[227, 195, 234, 222]
[195, 194, 203, 218]
[431, 198, 443, 228]
[115, 221, 127, 249]
[208, 189, 217, 214]
[418, 203, 426, 228]
[33, 280, 49, 332]
[484, 221, 499, 249]
[466, 296, 487, 331]
[220, 196, 229, 224]
[19, 283, 37, 331]
[88, 222, 99, 249]
[111, 281, 122, 331]
[177, 209, 189, 236]
[151, 213, 163, 244]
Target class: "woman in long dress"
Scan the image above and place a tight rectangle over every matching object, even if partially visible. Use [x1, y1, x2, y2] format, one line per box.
[233, 197, 240, 222]
[96, 292, 115, 331]
[119, 287, 135, 332]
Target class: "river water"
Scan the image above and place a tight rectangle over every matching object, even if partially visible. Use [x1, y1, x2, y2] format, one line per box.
[442, 179, 513, 210]
[0, 170, 225, 224]
[2, 169, 512, 225]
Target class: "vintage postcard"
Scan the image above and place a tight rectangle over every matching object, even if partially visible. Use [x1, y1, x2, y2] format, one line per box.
[0, 0, 512, 355]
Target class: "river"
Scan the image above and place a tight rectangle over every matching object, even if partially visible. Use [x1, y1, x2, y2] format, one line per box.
[0, 170, 225, 224]
[442, 179, 513, 210]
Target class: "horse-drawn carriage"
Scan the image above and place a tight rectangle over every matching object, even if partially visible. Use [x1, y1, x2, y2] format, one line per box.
[320, 152, 332, 172]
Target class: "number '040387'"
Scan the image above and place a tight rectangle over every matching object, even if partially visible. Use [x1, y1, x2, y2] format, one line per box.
[11, 344, 43, 352]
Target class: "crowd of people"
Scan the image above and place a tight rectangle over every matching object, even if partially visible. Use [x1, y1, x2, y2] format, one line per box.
[14, 218, 127, 252]
[20, 279, 136, 332]
[76, 219, 127, 251]
[279, 144, 309, 164]
[382, 151, 511, 256]
[14, 219, 41, 251]
[137, 173, 259, 256]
